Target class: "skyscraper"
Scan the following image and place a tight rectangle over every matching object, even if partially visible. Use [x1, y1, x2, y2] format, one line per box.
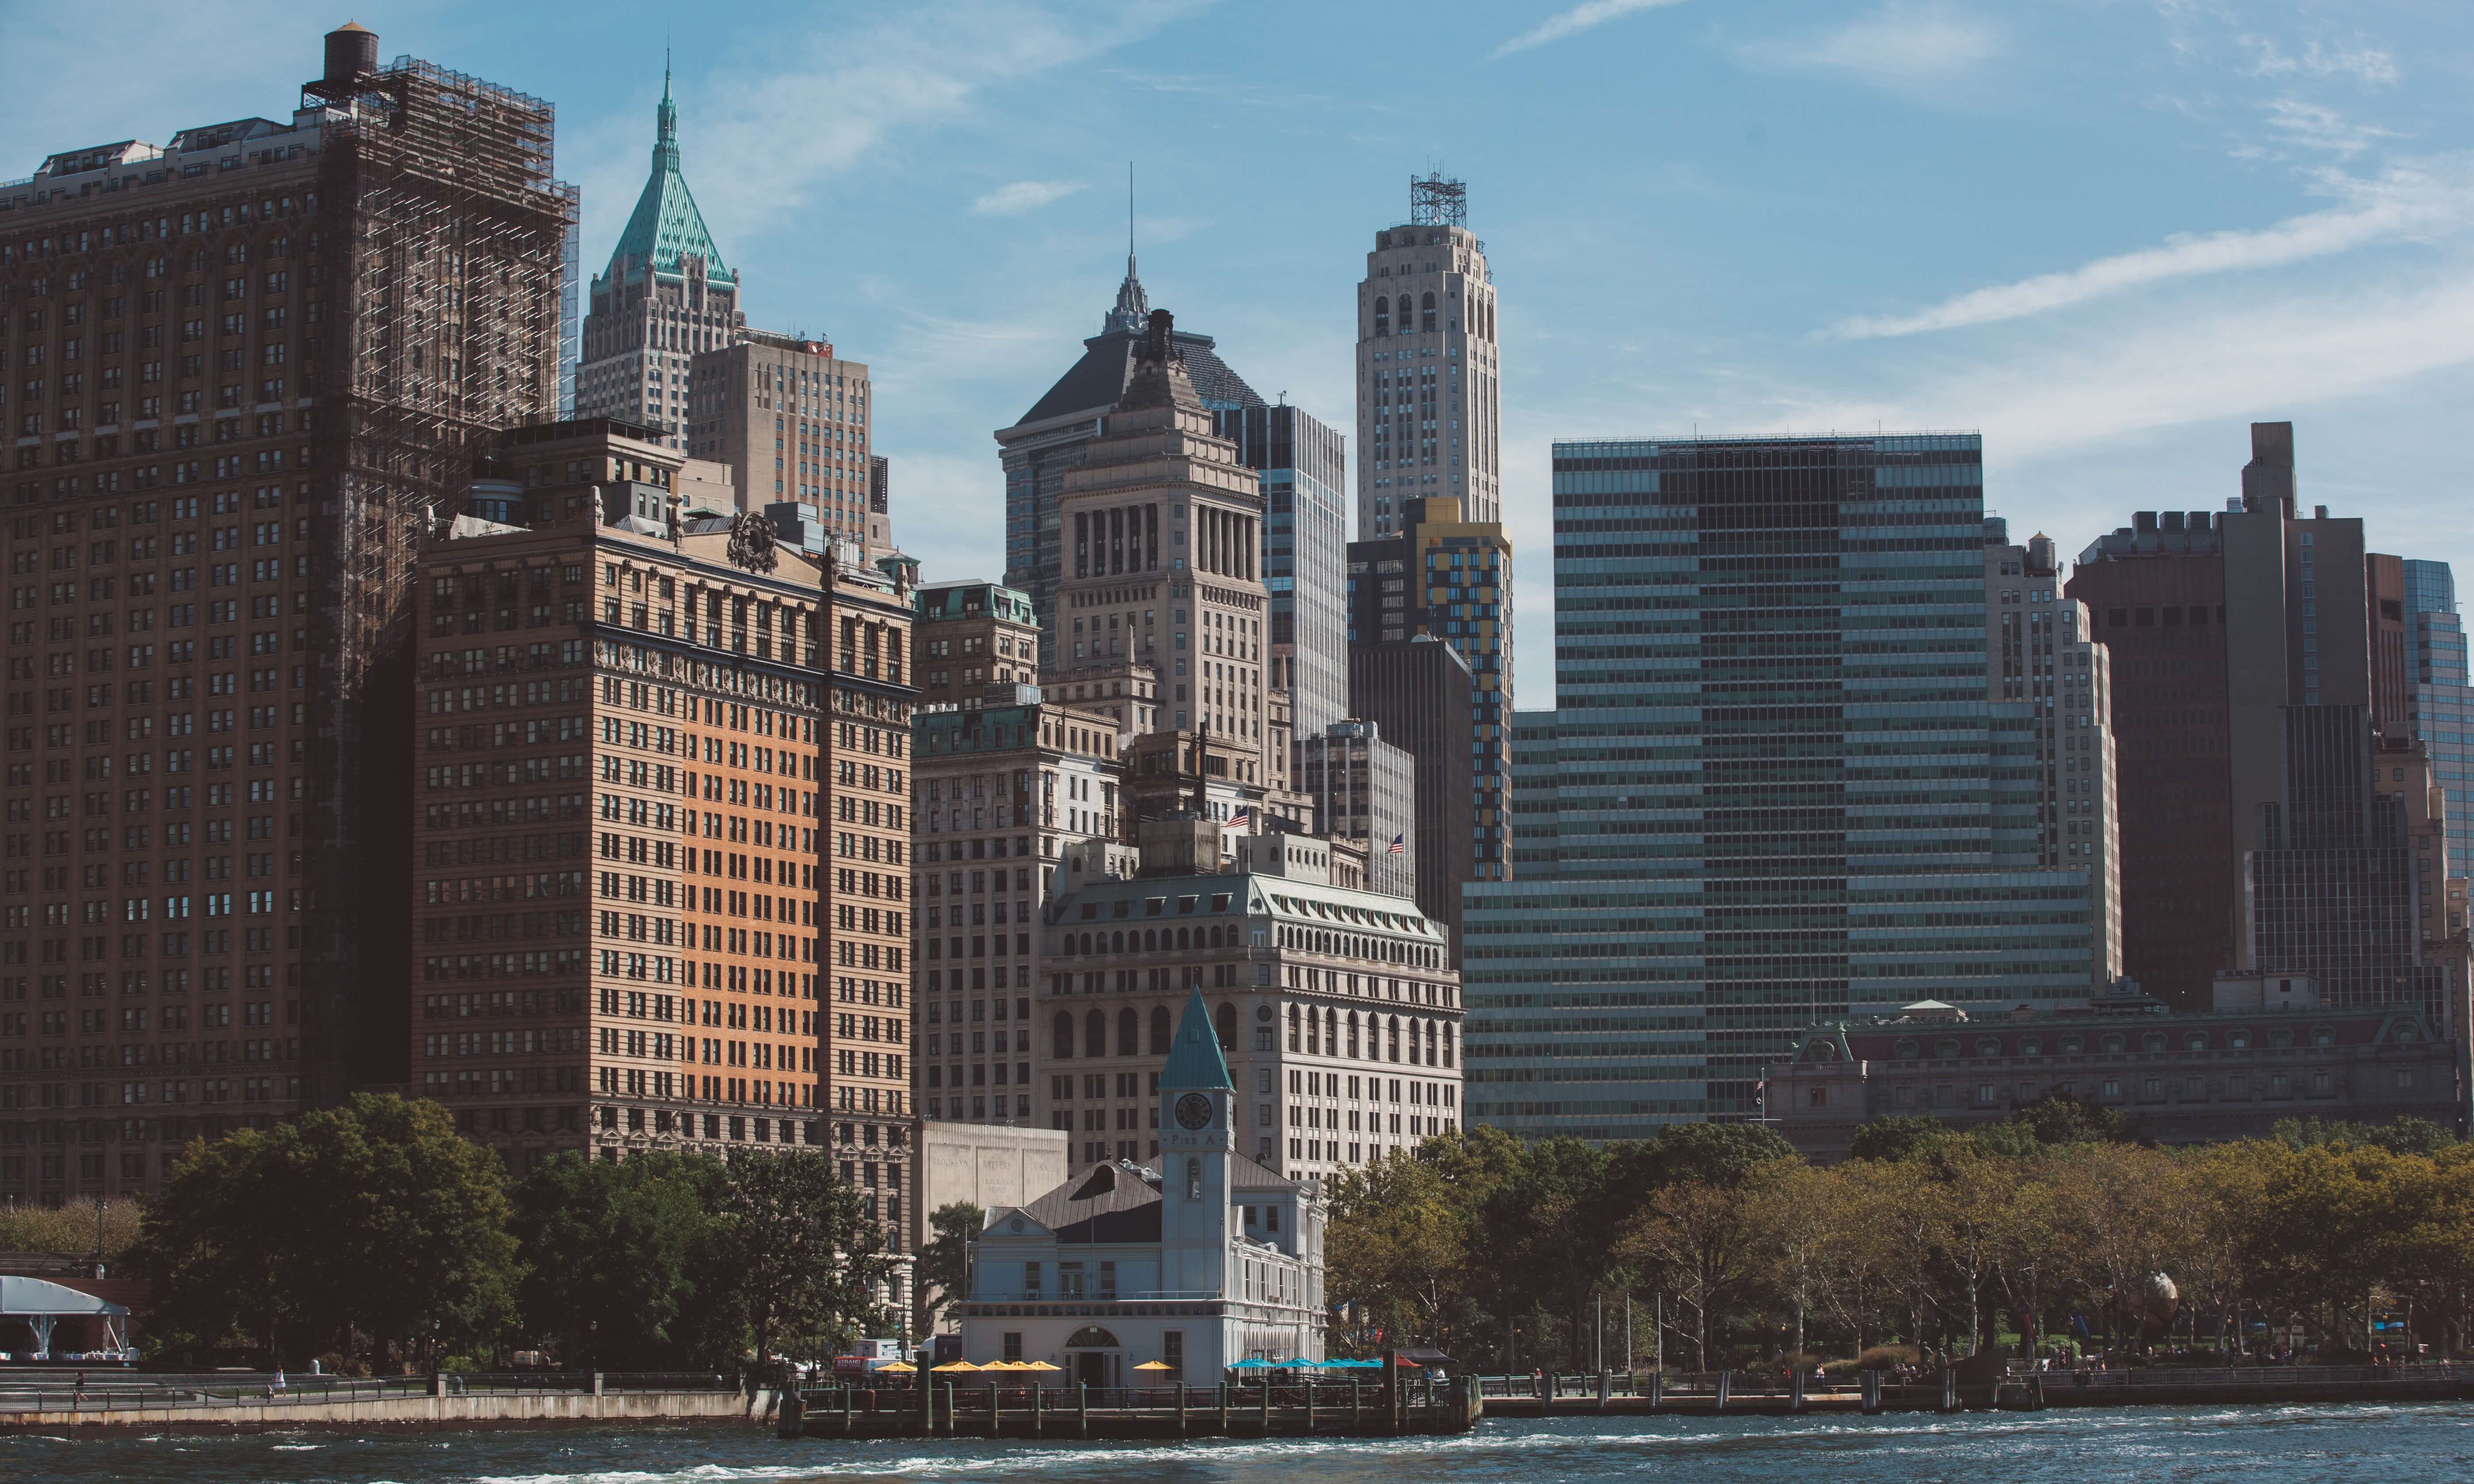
[2402, 559, 2474, 897]
[574, 66, 744, 449]
[0, 24, 574, 1200]
[1215, 405, 1349, 737]
[1353, 174, 1501, 537]
[1296, 720, 1417, 904]
[686, 333, 878, 551]
[1347, 496, 1514, 881]
[1349, 639, 1476, 959]
[1048, 311, 1278, 795]
[1462, 434, 2109, 1140]
[997, 257, 1260, 666]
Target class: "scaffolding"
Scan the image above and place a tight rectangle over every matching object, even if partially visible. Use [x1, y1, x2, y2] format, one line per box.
[296, 55, 578, 1100]
[1409, 173, 1466, 229]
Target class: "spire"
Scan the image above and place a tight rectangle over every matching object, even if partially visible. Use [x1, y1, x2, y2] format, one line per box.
[599, 61, 735, 291]
[1160, 989, 1233, 1092]
[653, 52, 680, 171]
[1103, 160, 1149, 335]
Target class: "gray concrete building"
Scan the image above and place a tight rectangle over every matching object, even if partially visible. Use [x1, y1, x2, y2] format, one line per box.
[686, 333, 880, 554]
[1296, 721, 1416, 905]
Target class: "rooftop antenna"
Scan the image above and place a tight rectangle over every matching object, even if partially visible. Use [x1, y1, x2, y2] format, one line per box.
[1127, 161, 1137, 280]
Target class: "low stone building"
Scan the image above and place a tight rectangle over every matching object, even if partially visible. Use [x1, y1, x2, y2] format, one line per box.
[1767, 984, 2472, 1160]
[955, 991, 1323, 1383]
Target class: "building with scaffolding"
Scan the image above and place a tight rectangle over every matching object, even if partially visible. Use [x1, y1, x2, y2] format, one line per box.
[575, 67, 744, 449]
[0, 23, 575, 1203]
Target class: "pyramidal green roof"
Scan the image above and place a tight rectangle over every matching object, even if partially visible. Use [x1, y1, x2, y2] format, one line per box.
[601, 68, 735, 291]
[1160, 989, 1233, 1091]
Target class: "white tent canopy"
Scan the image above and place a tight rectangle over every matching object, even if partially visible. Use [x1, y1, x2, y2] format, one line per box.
[0, 1275, 129, 1360]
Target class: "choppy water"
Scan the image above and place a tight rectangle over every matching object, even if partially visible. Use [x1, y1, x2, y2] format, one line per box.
[3, 1405, 2468, 1484]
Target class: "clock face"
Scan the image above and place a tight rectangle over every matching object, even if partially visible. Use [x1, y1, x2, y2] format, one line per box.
[1174, 1093, 1214, 1131]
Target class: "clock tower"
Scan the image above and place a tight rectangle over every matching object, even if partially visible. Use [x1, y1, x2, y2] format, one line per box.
[1156, 989, 1234, 1294]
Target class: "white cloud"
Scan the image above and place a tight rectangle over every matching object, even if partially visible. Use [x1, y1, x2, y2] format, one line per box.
[577, 1, 1210, 254]
[1879, 272, 2474, 464]
[1769, 0, 2002, 84]
[1490, 0, 1688, 61]
[2246, 36, 2400, 86]
[972, 179, 1087, 216]
[1829, 156, 2474, 339]
[2263, 97, 2403, 157]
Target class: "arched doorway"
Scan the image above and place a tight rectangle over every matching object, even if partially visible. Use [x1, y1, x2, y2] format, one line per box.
[1064, 1325, 1121, 1389]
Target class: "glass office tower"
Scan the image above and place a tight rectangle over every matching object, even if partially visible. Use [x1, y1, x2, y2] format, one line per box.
[2403, 558, 2474, 893]
[1462, 435, 2108, 1139]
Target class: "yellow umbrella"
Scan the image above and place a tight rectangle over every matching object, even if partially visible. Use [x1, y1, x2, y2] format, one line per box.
[931, 1361, 981, 1373]
[1021, 1360, 1061, 1372]
[982, 1360, 1025, 1370]
[1133, 1361, 1176, 1372]
[877, 1361, 917, 1374]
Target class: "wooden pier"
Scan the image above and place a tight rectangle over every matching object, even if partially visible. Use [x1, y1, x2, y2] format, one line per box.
[1477, 1363, 2474, 1418]
[782, 1375, 1481, 1440]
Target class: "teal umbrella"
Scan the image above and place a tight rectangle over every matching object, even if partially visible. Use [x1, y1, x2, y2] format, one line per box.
[1227, 1358, 1272, 1369]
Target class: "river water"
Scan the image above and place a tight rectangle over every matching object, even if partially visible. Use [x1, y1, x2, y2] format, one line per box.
[4, 1405, 2467, 1484]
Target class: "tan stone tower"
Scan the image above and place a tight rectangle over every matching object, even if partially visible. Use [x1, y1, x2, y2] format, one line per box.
[1049, 311, 1278, 797]
[1354, 174, 1501, 538]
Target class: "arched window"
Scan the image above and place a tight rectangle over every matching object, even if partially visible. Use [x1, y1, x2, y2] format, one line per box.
[1150, 1005, 1173, 1054]
[1893, 1038, 1920, 1060]
[1083, 1009, 1106, 1058]
[1175, 927, 1190, 951]
[1374, 295, 1390, 335]
[1214, 1001, 1236, 1051]
[1110, 931, 1125, 955]
[1346, 1012, 1360, 1059]
[1053, 1011, 1074, 1060]
[1287, 1004, 1301, 1052]
[1118, 1007, 1139, 1056]
[1388, 1015, 1402, 1062]
[1442, 1023, 1454, 1068]
[1421, 291, 1437, 331]
[1326, 1007, 1339, 1056]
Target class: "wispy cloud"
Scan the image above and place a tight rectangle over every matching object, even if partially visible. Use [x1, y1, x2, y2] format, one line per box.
[2263, 97, 2403, 157]
[582, 0, 1210, 252]
[972, 179, 1086, 216]
[1490, 0, 1687, 61]
[1828, 156, 2474, 339]
[1944, 273, 2474, 463]
[1765, 0, 2002, 85]
[2245, 36, 2400, 86]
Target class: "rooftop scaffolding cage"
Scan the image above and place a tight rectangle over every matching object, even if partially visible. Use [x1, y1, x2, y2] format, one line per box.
[1409, 173, 1466, 229]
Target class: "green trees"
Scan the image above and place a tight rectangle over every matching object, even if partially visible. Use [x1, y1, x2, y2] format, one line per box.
[1322, 1116, 2474, 1369]
[919, 1202, 985, 1333]
[130, 1095, 899, 1372]
[129, 1093, 518, 1366]
[507, 1151, 731, 1369]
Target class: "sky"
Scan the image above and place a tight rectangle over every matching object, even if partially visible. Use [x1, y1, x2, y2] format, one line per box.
[10, 0, 2474, 707]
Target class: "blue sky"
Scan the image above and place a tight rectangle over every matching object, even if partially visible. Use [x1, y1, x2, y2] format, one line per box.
[13, 1, 2474, 705]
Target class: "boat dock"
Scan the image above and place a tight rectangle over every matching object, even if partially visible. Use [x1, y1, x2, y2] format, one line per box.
[782, 1375, 1480, 1439]
[1476, 1363, 2474, 1417]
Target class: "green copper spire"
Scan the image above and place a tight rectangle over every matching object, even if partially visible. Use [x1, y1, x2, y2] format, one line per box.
[1160, 989, 1233, 1092]
[599, 59, 734, 291]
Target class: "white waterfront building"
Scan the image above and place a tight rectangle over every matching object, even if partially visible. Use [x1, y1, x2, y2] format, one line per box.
[956, 990, 1325, 1385]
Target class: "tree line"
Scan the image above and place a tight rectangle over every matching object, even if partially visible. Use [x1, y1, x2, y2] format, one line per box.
[123, 1094, 895, 1373]
[1325, 1098, 2474, 1372]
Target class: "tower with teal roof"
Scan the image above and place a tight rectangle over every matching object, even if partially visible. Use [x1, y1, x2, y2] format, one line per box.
[575, 61, 745, 449]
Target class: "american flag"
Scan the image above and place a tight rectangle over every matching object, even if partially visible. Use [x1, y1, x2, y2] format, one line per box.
[1387, 834, 1405, 855]
[1227, 806, 1252, 828]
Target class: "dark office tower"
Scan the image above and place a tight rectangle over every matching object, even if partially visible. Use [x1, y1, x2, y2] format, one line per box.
[1215, 406, 1349, 738]
[1464, 435, 2105, 1140]
[0, 25, 573, 1200]
[2064, 512, 2235, 1007]
[2069, 422, 2401, 1010]
[1346, 496, 1513, 882]
[2368, 553, 2411, 736]
[1348, 639, 1476, 959]
[2245, 706, 2453, 1012]
[995, 254, 1260, 667]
